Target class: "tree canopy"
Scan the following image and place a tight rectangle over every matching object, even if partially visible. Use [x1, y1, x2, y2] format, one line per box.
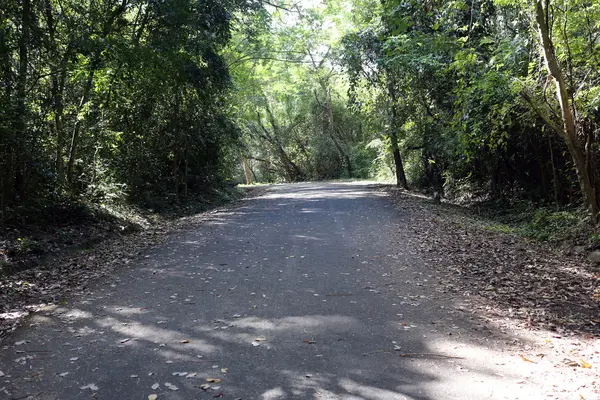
[3, 0, 600, 222]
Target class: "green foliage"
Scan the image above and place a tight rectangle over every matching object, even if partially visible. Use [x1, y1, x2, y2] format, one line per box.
[0, 0, 258, 223]
[15, 238, 43, 255]
[366, 138, 394, 181]
[227, 0, 375, 183]
[340, 0, 600, 217]
[483, 205, 585, 243]
[3, 0, 600, 231]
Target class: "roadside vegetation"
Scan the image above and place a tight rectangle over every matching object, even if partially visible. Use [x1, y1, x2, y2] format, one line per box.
[3, 0, 600, 272]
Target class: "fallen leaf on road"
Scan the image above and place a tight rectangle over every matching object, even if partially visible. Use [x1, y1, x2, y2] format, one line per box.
[151, 383, 159, 390]
[57, 372, 68, 377]
[180, 339, 190, 344]
[254, 337, 267, 341]
[172, 372, 187, 376]
[69, 357, 79, 361]
[206, 378, 221, 383]
[164, 382, 178, 391]
[304, 340, 316, 344]
[580, 359, 592, 368]
[519, 355, 536, 363]
[221, 368, 228, 373]
[564, 359, 580, 367]
[186, 372, 198, 378]
[251, 341, 260, 346]
[119, 338, 130, 344]
[148, 395, 158, 400]
[80, 384, 99, 391]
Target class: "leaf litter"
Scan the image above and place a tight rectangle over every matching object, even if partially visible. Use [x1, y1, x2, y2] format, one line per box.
[0, 188, 265, 341]
[385, 187, 600, 397]
[386, 188, 599, 335]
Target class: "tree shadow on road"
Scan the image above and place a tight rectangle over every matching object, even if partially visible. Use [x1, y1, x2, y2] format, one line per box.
[0, 183, 563, 399]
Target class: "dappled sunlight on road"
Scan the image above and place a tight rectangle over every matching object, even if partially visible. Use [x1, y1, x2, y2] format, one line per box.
[0, 183, 552, 399]
[22, 299, 542, 400]
[259, 183, 388, 202]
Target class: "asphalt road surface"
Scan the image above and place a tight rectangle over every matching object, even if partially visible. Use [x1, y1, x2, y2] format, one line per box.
[0, 183, 541, 399]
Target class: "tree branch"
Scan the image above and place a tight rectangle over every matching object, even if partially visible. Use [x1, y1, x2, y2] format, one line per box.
[520, 90, 562, 136]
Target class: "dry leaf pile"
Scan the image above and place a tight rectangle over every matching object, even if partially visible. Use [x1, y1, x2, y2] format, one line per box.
[386, 188, 600, 336]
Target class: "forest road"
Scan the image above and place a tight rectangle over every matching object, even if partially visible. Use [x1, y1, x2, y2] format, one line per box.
[0, 182, 543, 400]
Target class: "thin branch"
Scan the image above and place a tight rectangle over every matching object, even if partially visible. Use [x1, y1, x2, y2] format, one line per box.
[520, 90, 562, 136]
[261, 0, 301, 13]
[230, 56, 312, 68]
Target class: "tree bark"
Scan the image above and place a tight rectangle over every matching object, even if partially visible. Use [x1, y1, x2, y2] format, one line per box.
[386, 74, 408, 189]
[14, 0, 31, 201]
[45, 0, 70, 183]
[0, 20, 14, 221]
[548, 134, 561, 208]
[535, 0, 599, 221]
[242, 158, 252, 184]
[67, 70, 94, 184]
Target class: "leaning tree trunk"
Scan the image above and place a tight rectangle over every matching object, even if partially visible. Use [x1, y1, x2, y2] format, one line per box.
[535, 0, 600, 222]
[259, 109, 304, 182]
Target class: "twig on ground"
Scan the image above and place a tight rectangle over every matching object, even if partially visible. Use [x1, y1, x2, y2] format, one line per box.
[398, 353, 465, 359]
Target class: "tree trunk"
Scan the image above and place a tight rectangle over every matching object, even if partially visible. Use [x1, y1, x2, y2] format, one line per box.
[386, 74, 408, 189]
[66, 0, 129, 186]
[548, 135, 560, 208]
[14, 0, 31, 201]
[0, 21, 14, 221]
[67, 70, 95, 184]
[45, 1, 70, 183]
[54, 55, 69, 183]
[535, 0, 599, 221]
[183, 142, 188, 198]
[242, 158, 252, 184]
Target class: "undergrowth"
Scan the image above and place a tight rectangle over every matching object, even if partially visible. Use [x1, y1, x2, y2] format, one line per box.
[0, 185, 246, 275]
[473, 201, 590, 244]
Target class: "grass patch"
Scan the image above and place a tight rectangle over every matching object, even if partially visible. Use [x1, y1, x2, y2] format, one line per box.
[478, 204, 588, 243]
